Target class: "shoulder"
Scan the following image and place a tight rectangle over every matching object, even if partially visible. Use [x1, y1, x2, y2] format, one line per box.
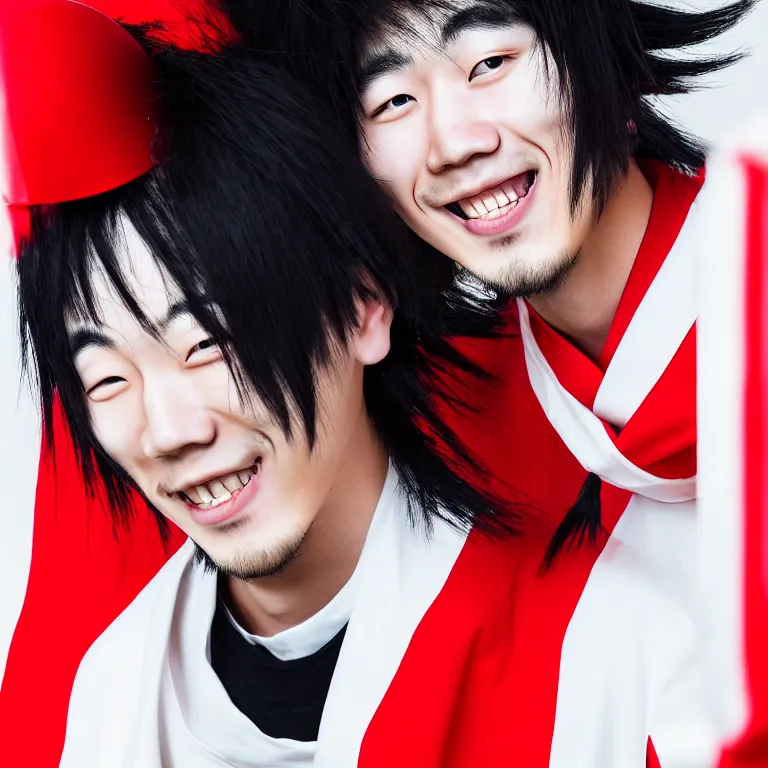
[60, 541, 197, 765]
[572, 536, 698, 646]
[459, 525, 699, 662]
[82, 539, 197, 667]
[588, 544, 717, 764]
[545, 536, 716, 766]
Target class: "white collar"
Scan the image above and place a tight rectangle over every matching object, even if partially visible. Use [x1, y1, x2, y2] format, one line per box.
[218, 469, 400, 661]
[516, 185, 703, 499]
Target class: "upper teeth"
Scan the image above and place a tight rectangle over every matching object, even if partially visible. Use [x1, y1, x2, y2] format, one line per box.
[454, 174, 536, 220]
[185, 466, 256, 509]
[460, 183, 519, 219]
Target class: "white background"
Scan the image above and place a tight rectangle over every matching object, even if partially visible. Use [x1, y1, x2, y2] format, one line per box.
[1, 0, 768, 685]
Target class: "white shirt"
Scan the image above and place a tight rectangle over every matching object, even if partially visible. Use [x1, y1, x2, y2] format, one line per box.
[184, 486, 373, 767]
[221, 564, 358, 663]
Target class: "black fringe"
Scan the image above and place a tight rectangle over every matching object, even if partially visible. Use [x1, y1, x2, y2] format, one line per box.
[543, 473, 604, 569]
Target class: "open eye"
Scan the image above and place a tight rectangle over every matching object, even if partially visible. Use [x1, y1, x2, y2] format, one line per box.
[469, 55, 507, 81]
[372, 93, 415, 117]
[186, 338, 221, 364]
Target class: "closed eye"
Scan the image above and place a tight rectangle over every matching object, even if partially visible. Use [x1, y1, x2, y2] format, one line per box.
[86, 376, 125, 395]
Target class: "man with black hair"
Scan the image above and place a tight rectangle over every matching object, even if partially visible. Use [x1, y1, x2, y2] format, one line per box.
[215, 0, 759, 755]
[0, 1, 722, 766]
[226, 0, 754, 540]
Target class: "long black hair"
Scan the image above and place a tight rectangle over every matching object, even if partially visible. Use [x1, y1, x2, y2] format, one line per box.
[17, 30, 515, 539]
[219, 0, 754, 561]
[221, 0, 755, 215]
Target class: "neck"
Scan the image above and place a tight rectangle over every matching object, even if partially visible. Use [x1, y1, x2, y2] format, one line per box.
[225, 413, 389, 638]
[528, 160, 654, 361]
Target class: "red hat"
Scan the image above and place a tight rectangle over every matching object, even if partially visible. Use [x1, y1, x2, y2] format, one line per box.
[0, 0, 160, 252]
[0, 4, 233, 764]
[84, 0, 234, 50]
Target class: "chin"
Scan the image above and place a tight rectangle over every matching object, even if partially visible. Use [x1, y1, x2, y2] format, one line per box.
[192, 526, 308, 581]
[473, 244, 579, 299]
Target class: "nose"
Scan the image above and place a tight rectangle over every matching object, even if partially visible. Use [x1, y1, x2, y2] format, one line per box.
[140, 372, 216, 459]
[426, 86, 501, 173]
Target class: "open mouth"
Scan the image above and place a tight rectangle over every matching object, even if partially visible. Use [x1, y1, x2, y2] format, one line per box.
[178, 458, 262, 510]
[444, 170, 537, 221]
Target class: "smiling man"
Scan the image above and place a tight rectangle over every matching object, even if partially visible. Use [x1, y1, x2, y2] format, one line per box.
[224, 0, 755, 555]
[358, 8, 590, 300]
[211, 0, 760, 758]
[344, 0, 718, 547]
[7, 0, 506, 762]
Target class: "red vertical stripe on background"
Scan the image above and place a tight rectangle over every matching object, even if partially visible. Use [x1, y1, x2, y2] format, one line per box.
[646, 737, 662, 768]
[720, 156, 768, 767]
[758, 159, 768, 624]
[0, 405, 184, 767]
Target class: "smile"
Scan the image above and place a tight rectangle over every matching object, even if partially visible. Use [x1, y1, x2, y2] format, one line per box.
[444, 170, 537, 221]
[443, 170, 538, 238]
[179, 458, 262, 510]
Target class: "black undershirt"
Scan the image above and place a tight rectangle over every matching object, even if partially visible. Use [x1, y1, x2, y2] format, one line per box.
[209, 600, 346, 742]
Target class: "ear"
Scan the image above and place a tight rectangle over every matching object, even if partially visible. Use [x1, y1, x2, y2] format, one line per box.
[352, 296, 393, 366]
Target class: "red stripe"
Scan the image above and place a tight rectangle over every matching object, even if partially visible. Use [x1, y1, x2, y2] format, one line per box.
[525, 162, 700, 480]
[600, 161, 704, 369]
[0, 405, 184, 766]
[720, 156, 768, 767]
[358, 483, 631, 766]
[527, 304, 603, 409]
[647, 737, 662, 768]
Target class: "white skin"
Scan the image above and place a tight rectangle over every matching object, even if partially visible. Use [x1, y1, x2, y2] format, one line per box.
[359, 3, 654, 360]
[69, 219, 391, 636]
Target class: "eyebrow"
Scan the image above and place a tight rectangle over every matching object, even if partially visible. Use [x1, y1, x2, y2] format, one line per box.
[358, 6, 520, 92]
[440, 6, 520, 47]
[69, 300, 193, 359]
[156, 299, 193, 334]
[358, 49, 414, 93]
[69, 328, 117, 358]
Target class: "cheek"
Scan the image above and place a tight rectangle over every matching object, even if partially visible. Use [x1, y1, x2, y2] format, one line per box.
[187, 360, 242, 417]
[204, 362, 239, 411]
[496, 52, 567, 158]
[311, 363, 364, 454]
[361, 124, 423, 210]
[90, 398, 145, 473]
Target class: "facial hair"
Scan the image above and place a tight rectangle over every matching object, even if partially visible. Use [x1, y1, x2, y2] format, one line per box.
[480, 247, 581, 299]
[192, 528, 306, 581]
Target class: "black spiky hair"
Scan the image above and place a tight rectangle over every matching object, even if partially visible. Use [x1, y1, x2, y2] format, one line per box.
[17, 28, 516, 538]
[218, 0, 755, 562]
[221, 0, 755, 215]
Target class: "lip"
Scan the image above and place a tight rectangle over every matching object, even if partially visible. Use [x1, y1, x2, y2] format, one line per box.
[449, 174, 537, 238]
[185, 465, 261, 528]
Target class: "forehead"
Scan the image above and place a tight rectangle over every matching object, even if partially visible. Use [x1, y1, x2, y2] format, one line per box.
[67, 214, 183, 334]
[359, 0, 523, 62]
